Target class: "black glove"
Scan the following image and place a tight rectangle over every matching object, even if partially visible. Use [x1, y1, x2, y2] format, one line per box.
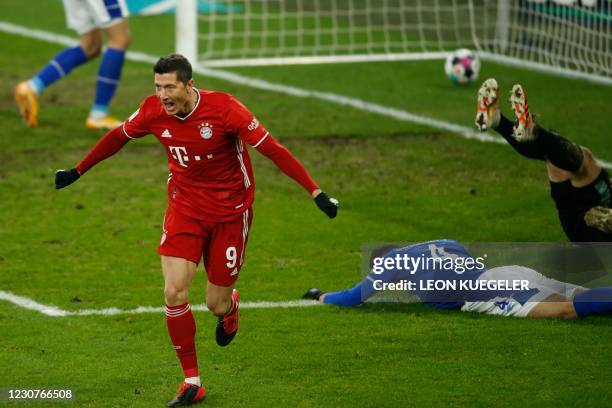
[302, 288, 325, 301]
[314, 191, 339, 218]
[55, 168, 80, 189]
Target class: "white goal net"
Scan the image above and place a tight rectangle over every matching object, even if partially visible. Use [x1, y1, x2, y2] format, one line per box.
[176, 0, 612, 83]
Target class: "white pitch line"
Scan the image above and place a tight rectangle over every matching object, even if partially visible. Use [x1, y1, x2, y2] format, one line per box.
[0, 290, 320, 317]
[0, 20, 610, 169]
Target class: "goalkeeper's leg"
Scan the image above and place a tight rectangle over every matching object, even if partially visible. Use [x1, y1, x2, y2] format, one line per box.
[476, 78, 547, 161]
[476, 79, 600, 184]
[508, 84, 606, 191]
[476, 79, 612, 240]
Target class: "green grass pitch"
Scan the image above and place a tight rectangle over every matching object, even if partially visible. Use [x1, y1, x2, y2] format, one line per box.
[1, 1, 612, 406]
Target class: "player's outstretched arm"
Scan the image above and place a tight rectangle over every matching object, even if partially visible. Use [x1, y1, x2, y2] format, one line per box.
[304, 282, 365, 306]
[255, 135, 339, 218]
[54, 126, 130, 190]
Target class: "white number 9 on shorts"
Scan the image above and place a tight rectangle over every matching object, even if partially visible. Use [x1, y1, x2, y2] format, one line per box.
[226, 246, 237, 268]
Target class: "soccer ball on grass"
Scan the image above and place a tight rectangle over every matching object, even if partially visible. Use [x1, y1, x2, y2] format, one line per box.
[444, 48, 481, 84]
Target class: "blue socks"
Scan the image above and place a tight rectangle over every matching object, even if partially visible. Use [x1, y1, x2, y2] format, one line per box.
[30, 46, 88, 93]
[323, 282, 364, 307]
[29, 46, 125, 119]
[91, 48, 125, 117]
[573, 287, 612, 318]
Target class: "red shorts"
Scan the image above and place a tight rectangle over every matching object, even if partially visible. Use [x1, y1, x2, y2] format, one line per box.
[157, 205, 253, 286]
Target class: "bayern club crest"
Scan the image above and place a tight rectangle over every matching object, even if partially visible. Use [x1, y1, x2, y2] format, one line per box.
[199, 122, 213, 139]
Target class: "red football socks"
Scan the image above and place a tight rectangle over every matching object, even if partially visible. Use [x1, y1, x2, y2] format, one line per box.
[165, 303, 199, 378]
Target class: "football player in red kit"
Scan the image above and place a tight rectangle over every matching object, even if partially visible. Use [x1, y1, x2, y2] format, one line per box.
[55, 54, 339, 407]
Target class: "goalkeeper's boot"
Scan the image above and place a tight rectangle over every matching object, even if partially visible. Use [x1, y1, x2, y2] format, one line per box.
[216, 289, 239, 347]
[85, 115, 122, 130]
[475, 78, 500, 131]
[509, 84, 535, 141]
[302, 288, 325, 301]
[15, 81, 39, 128]
[167, 382, 206, 407]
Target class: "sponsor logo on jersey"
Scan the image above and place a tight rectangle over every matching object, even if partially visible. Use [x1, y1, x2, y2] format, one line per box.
[161, 129, 172, 138]
[248, 117, 260, 131]
[169, 146, 189, 167]
[199, 122, 213, 139]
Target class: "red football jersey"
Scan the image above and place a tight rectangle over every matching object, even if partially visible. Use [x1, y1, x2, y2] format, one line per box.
[123, 89, 269, 222]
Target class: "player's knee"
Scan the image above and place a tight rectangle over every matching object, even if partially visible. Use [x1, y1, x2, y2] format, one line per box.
[81, 40, 102, 58]
[106, 22, 131, 50]
[107, 32, 131, 50]
[563, 302, 578, 319]
[546, 161, 571, 183]
[554, 302, 578, 319]
[572, 146, 602, 185]
[164, 286, 189, 306]
[582, 147, 602, 173]
[206, 298, 230, 316]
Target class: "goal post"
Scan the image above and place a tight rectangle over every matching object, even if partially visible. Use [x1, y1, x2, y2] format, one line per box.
[469, 0, 612, 85]
[175, 0, 612, 84]
[176, 0, 198, 63]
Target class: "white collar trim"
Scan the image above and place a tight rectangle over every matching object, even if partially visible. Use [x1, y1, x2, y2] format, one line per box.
[174, 87, 200, 121]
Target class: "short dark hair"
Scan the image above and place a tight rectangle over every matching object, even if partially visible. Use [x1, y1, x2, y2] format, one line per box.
[153, 54, 192, 84]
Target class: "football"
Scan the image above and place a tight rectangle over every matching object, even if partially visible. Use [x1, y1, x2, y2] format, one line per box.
[444, 48, 481, 84]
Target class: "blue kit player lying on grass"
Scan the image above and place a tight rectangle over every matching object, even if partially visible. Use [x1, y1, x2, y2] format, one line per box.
[303, 239, 612, 319]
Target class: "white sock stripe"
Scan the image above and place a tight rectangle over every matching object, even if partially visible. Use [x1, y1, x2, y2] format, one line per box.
[166, 308, 190, 317]
[50, 59, 66, 77]
[166, 303, 190, 312]
[166, 309, 190, 318]
[97, 76, 120, 85]
[165, 304, 191, 317]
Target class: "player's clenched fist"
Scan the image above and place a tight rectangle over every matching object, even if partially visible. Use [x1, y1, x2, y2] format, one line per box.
[314, 191, 339, 218]
[55, 168, 80, 189]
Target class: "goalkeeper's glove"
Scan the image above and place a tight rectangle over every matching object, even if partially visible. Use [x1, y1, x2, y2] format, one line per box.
[55, 168, 80, 189]
[314, 191, 339, 218]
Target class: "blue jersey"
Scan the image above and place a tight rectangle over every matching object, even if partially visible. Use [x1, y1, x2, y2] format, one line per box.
[362, 239, 485, 308]
[322, 239, 539, 309]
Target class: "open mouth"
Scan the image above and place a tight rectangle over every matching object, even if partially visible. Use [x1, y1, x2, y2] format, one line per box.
[162, 100, 176, 112]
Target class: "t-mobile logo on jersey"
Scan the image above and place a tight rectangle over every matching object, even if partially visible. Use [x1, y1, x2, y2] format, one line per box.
[169, 146, 189, 167]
